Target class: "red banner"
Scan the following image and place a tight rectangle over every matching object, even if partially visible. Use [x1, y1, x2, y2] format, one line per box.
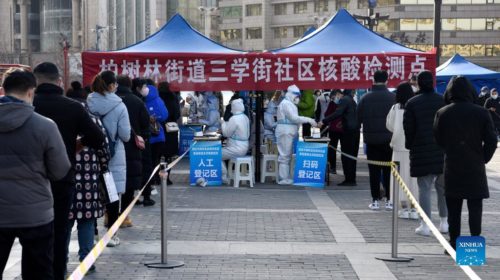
[83, 51, 436, 91]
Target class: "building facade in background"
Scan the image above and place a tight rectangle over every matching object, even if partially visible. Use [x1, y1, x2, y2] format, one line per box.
[0, 0, 166, 68]
[218, 0, 500, 70]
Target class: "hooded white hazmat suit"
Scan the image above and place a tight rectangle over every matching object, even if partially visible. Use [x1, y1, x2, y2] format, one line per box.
[194, 92, 206, 119]
[199, 91, 221, 132]
[186, 92, 199, 123]
[263, 100, 279, 143]
[276, 85, 317, 185]
[221, 99, 250, 182]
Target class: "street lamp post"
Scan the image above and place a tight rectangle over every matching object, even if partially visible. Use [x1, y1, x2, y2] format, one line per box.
[198, 6, 218, 39]
[433, 0, 443, 66]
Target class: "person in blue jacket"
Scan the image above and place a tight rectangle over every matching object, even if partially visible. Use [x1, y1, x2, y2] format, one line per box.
[140, 81, 168, 186]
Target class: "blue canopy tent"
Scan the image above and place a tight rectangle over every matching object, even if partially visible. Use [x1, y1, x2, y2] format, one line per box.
[436, 54, 500, 94]
[272, 9, 422, 54]
[83, 13, 245, 85]
[114, 13, 244, 53]
[301, 26, 316, 38]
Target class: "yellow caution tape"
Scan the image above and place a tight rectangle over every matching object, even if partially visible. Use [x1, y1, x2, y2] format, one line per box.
[67, 143, 195, 280]
[329, 145, 481, 280]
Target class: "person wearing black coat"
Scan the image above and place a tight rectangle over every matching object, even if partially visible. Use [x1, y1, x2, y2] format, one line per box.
[434, 76, 497, 250]
[32, 62, 105, 280]
[403, 70, 448, 237]
[158, 82, 180, 185]
[116, 76, 151, 225]
[484, 88, 500, 136]
[322, 89, 359, 186]
[357, 70, 395, 210]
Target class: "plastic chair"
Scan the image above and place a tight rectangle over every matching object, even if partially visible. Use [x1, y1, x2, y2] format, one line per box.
[232, 156, 254, 188]
[260, 154, 278, 183]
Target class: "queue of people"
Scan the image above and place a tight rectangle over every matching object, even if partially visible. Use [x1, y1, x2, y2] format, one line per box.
[0, 62, 498, 280]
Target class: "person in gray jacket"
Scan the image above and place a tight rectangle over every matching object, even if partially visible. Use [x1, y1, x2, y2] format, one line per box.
[0, 68, 71, 279]
[87, 70, 131, 247]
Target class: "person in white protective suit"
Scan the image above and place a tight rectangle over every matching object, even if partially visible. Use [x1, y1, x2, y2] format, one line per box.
[263, 97, 279, 143]
[221, 98, 250, 184]
[194, 91, 206, 120]
[186, 92, 199, 123]
[199, 91, 221, 132]
[276, 85, 317, 185]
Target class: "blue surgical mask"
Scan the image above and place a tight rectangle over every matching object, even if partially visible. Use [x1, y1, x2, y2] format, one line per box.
[334, 97, 340, 104]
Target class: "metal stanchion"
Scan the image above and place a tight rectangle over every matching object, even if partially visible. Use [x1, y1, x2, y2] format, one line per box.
[376, 161, 413, 262]
[146, 157, 184, 269]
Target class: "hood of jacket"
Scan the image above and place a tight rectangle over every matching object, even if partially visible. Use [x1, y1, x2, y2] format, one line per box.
[87, 92, 123, 117]
[145, 85, 160, 102]
[445, 88, 475, 104]
[35, 83, 64, 96]
[0, 96, 35, 133]
[231, 98, 245, 114]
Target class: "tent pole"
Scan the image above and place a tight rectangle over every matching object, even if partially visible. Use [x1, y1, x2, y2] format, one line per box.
[433, 0, 442, 66]
[255, 91, 263, 181]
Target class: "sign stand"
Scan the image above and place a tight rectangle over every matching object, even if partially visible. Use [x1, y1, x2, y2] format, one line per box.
[376, 161, 413, 262]
[145, 157, 185, 269]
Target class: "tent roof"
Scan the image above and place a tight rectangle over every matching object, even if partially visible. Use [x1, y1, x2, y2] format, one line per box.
[302, 26, 317, 38]
[114, 14, 244, 54]
[272, 9, 422, 54]
[436, 54, 500, 79]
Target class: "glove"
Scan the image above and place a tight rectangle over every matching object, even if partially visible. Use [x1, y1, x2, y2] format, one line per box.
[309, 119, 317, 127]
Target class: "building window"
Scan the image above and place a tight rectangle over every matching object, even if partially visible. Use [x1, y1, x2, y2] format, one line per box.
[400, 19, 417, 30]
[471, 44, 485, 56]
[275, 3, 287, 15]
[336, 0, 350, 9]
[220, 29, 242, 41]
[456, 44, 471, 56]
[376, 19, 398, 32]
[221, 6, 242, 18]
[485, 45, 494, 56]
[246, 4, 262, 17]
[471, 18, 486, 30]
[494, 45, 500, 56]
[416, 19, 434, 30]
[495, 18, 500, 30]
[442, 18, 456, 30]
[441, 44, 456, 57]
[293, 25, 308, 38]
[294, 2, 308, 14]
[246, 27, 262, 39]
[274, 27, 288, 39]
[359, 0, 397, 8]
[314, 0, 328, 13]
[456, 18, 471, 30]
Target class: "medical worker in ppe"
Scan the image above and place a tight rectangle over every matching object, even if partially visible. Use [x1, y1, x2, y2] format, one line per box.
[186, 92, 199, 123]
[276, 85, 317, 185]
[221, 98, 250, 184]
[263, 100, 278, 143]
[199, 91, 221, 132]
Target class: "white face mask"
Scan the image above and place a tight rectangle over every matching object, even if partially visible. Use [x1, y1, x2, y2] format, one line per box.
[411, 85, 418, 93]
[293, 97, 300, 105]
[492, 95, 498, 100]
[140, 86, 149, 97]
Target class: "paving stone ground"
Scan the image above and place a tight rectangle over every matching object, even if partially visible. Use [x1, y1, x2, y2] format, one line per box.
[5, 142, 500, 280]
[67, 254, 359, 280]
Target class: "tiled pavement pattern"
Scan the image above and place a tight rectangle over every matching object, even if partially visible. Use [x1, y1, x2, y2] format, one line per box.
[386, 257, 500, 280]
[5, 142, 500, 280]
[67, 254, 359, 280]
[119, 210, 335, 242]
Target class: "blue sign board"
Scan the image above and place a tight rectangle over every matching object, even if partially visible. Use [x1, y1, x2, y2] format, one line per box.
[456, 236, 486, 266]
[190, 141, 222, 186]
[179, 125, 203, 156]
[293, 141, 328, 188]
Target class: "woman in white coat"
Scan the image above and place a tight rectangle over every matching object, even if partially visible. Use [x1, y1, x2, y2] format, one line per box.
[221, 99, 250, 184]
[386, 82, 419, 220]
